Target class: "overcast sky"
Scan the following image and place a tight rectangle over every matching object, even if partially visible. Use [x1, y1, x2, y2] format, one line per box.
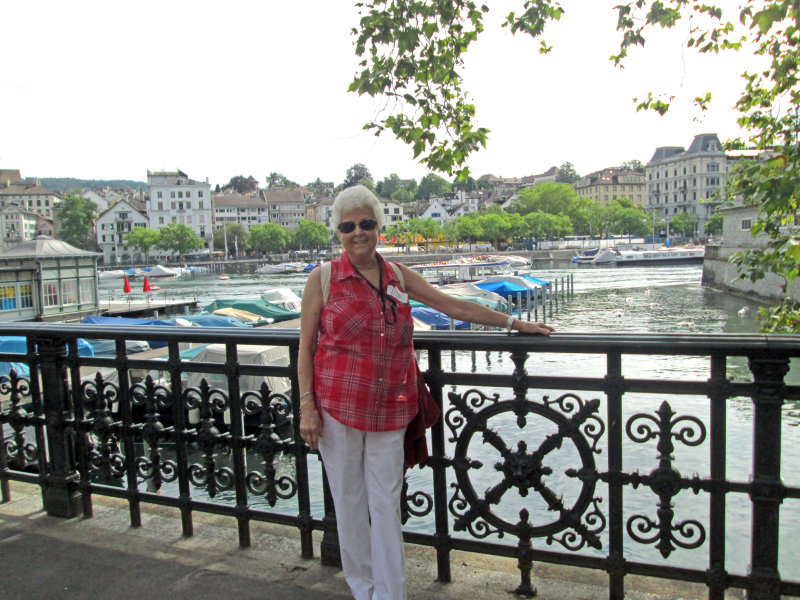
[1, 1, 762, 189]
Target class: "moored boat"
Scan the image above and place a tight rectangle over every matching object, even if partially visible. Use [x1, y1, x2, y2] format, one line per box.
[409, 257, 514, 284]
[586, 245, 705, 266]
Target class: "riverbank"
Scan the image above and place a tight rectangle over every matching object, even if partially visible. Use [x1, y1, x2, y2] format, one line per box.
[0, 480, 742, 599]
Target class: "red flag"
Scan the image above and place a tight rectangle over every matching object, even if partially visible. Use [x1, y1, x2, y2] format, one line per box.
[142, 276, 152, 292]
[123, 276, 132, 294]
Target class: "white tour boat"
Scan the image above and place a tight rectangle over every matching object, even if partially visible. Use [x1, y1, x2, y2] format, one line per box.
[586, 246, 705, 266]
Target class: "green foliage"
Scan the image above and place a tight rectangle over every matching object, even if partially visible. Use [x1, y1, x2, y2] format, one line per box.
[704, 211, 724, 235]
[415, 173, 451, 200]
[452, 174, 477, 191]
[155, 222, 204, 258]
[292, 219, 331, 250]
[350, 0, 491, 178]
[212, 223, 249, 255]
[511, 182, 578, 215]
[391, 188, 414, 203]
[224, 175, 260, 194]
[56, 193, 98, 249]
[555, 162, 580, 184]
[619, 159, 645, 173]
[248, 223, 289, 254]
[266, 172, 297, 189]
[669, 212, 698, 237]
[343, 164, 373, 189]
[408, 217, 442, 245]
[124, 227, 160, 260]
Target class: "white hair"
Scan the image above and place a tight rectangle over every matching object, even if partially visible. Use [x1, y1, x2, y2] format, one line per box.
[331, 185, 383, 230]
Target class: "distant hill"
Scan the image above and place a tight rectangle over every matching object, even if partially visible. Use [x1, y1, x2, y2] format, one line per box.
[39, 178, 148, 192]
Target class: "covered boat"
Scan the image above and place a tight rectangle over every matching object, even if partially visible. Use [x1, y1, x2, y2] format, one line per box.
[202, 298, 299, 323]
[0, 336, 93, 378]
[147, 264, 180, 277]
[81, 315, 180, 351]
[261, 287, 302, 312]
[410, 306, 473, 330]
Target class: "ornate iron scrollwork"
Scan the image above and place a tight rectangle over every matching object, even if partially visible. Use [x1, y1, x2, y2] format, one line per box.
[0, 368, 36, 470]
[183, 379, 233, 498]
[131, 375, 177, 491]
[624, 401, 707, 558]
[81, 371, 126, 480]
[446, 388, 604, 550]
[243, 381, 296, 506]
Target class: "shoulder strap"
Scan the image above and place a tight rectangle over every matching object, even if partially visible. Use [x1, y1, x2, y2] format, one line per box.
[321, 261, 332, 304]
[321, 260, 404, 305]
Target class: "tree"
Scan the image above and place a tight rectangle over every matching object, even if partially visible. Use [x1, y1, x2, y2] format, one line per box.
[224, 175, 259, 194]
[124, 227, 161, 263]
[377, 173, 403, 198]
[248, 223, 289, 254]
[452, 174, 476, 191]
[408, 217, 442, 249]
[391, 188, 414, 204]
[267, 172, 297, 189]
[307, 178, 330, 199]
[555, 162, 580, 184]
[212, 223, 248, 256]
[343, 164, 372, 189]
[292, 219, 330, 250]
[619, 159, 645, 173]
[56, 192, 98, 250]
[511, 182, 579, 216]
[669, 212, 698, 239]
[704, 211, 724, 236]
[415, 173, 451, 200]
[156, 222, 203, 260]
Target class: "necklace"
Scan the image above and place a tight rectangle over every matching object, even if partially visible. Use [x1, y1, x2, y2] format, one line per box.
[351, 256, 397, 325]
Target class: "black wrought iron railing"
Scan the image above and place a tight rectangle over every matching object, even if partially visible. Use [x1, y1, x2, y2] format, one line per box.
[1, 322, 799, 600]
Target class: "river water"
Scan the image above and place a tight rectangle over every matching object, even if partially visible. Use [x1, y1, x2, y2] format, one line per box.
[97, 263, 800, 578]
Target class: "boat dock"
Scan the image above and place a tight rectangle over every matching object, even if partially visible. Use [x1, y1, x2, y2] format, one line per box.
[96, 297, 199, 319]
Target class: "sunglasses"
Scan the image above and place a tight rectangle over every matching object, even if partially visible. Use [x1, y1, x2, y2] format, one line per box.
[337, 218, 378, 234]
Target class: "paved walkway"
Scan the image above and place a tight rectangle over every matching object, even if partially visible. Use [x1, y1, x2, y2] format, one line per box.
[0, 480, 739, 599]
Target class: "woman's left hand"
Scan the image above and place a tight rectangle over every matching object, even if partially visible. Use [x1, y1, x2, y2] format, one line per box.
[515, 320, 555, 335]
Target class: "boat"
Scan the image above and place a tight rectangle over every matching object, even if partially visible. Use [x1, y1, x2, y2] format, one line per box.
[585, 245, 705, 266]
[147, 264, 180, 277]
[202, 298, 300, 323]
[97, 269, 127, 279]
[256, 262, 304, 274]
[219, 274, 230, 280]
[409, 257, 514, 284]
[572, 247, 603, 264]
[261, 287, 302, 313]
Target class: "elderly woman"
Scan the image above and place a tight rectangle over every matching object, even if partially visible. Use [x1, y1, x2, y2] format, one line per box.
[298, 185, 552, 600]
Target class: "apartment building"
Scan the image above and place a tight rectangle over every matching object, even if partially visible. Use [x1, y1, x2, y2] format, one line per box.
[263, 189, 306, 228]
[0, 205, 41, 252]
[212, 192, 268, 232]
[575, 169, 646, 206]
[646, 133, 729, 235]
[96, 200, 149, 264]
[145, 169, 213, 251]
[0, 172, 61, 219]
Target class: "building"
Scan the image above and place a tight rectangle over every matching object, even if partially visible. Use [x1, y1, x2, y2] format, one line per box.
[0, 173, 61, 220]
[263, 189, 306, 228]
[145, 169, 213, 254]
[378, 199, 406, 229]
[646, 133, 729, 237]
[96, 200, 149, 265]
[212, 193, 268, 232]
[0, 235, 99, 322]
[575, 168, 646, 206]
[0, 205, 42, 252]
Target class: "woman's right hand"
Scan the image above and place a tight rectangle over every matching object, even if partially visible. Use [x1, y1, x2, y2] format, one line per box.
[300, 404, 322, 451]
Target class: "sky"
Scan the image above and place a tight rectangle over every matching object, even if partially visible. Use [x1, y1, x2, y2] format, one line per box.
[1, 1, 764, 189]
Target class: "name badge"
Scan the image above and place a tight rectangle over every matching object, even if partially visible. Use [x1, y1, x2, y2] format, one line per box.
[386, 284, 408, 304]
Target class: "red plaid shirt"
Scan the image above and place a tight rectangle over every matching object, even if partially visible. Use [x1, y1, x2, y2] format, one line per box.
[314, 252, 418, 431]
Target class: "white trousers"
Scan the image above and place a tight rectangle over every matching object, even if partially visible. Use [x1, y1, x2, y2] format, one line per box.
[318, 409, 407, 600]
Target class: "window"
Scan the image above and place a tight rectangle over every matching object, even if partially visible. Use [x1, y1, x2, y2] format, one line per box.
[741, 219, 752, 230]
[0, 285, 17, 311]
[178, 191, 183, 198]
[199, 215, 205, 224]
[19, 284, 33, 309]
[157, 192, 163, 198]
[80, 279, 93, 304]
[198, 191, 204, 198]
[158, 217, 165, 225]
[61, 280, 77, 305]
[43, 282, 59, 306]
[170, 191, 176, 198]
[198, 201, 204, 209]
[158, 202, 164, 210]
[708, 163, 719, 172]
[185, 191, 191, 198]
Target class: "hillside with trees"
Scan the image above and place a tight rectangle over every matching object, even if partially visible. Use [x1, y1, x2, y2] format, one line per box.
[40, 178, 147, 192]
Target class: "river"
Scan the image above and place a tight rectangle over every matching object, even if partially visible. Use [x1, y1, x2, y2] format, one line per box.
[97, 263, 800, 578]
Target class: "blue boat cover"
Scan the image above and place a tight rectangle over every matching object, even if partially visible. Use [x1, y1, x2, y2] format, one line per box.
[522, 275, 550, 287]
[164, 314, 250, 328]
[410, 306, 472, 330]
[0, 336, 93, 378]
[474, 280, 530, 298]
[81, 315, 178, 348]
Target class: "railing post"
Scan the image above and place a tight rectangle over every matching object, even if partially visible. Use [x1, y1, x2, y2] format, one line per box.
[746, 354, 788, 600]
[38, 337, 82, 518]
